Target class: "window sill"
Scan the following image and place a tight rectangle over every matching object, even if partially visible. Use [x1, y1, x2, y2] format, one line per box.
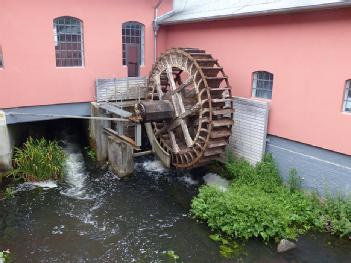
[251, 96, 272, 103]
[341, 111, 351, 116]
[56, 66, 85, 69]
[122, 65, 145, 67]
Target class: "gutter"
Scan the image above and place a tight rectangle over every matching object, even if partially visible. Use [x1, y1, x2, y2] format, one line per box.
[158, 2, 351, 25]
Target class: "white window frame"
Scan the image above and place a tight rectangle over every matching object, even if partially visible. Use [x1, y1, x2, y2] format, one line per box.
[122, 21, 145, 66]
[53, 16, 84, 68]
[252, 71, 274, 100]
[343, 80, 351, 113]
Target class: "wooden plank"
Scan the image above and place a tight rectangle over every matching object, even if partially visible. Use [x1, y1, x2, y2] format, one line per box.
[98, 103, 132, 118]
[103, 127, 140, 151]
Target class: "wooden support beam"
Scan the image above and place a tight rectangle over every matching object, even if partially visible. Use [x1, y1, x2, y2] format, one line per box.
[103, 128, 140, 151]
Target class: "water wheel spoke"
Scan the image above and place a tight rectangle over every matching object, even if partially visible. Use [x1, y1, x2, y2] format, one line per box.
[155, 79, 164, 99]
[167, 118, 182, 131]
[171, 77, 193, 95]
[155, 126, 167, 137]
[166, 118, 194, 147]
[166, 64, 186, 115]
[168, 131, 180, 153]
[178, 102, 201, 119]
[180, 120, 194, 147]
[166, 64, 177, 91]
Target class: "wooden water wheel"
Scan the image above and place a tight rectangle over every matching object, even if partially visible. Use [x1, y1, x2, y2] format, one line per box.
[142, 48, 234, 168]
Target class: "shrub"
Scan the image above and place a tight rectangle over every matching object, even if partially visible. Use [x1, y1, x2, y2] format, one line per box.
[287, 168, 302, 192]
[191, 155, 351, 241]
[225, 154, 281, 193]
[225, 158, 255, 181]
[8, 137, 65, 182]
[192, 184, 320, 241]
[321, 194, 351, 237]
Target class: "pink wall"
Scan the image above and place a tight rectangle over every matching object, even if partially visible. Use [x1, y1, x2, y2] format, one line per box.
[0, 0, 170, 109]
[158, 0, 173, 16]
[161, 9, 351, 155]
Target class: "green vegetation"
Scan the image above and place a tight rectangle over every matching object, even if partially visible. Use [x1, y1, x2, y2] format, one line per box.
[287, 168, 302, 192]
[191, 154, 351, 242]
[4, 187, 15, 199]
[165, 250, 179, 262]
[209, 234, 245, 258]
[0, 249, 10, 262]
[84, 146, 97, 162]
[320, 194, 351, 237]
[8, 137, 65, 182]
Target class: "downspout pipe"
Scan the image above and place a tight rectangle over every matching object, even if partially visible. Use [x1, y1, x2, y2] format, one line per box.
[153, 0, 163, 63]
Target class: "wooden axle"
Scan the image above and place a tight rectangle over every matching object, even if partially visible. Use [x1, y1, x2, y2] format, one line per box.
[136, 100, 175, 123]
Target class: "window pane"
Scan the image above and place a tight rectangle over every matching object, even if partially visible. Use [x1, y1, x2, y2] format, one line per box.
[253, 71, 273, 99]
[345, 100, 351, 112]
[264, 80, 272, 91]
[347, 88, 351, 99]
[54, 16, 83, 67]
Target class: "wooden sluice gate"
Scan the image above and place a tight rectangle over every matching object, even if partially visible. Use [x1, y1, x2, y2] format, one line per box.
[90, 77, 148, 177]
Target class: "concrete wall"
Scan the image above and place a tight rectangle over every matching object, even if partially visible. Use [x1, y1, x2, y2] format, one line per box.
[0, 111, 12, 170]
[267, 135, 351, 195]
[0, 0, 173, 109]
[160, 8, 351, 156]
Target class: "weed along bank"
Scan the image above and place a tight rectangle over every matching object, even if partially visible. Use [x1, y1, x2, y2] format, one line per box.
[1, 0, 351, 262]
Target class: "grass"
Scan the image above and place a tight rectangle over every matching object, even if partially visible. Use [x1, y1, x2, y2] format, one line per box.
[7, 137, 65, 182]
[191, 154, 351, 242]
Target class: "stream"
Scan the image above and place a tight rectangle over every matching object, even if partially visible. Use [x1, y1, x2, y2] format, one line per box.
[0, 133, 350, 262]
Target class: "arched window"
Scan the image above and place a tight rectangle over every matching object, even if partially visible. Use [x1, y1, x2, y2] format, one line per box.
[53, 16, 84, 67]
[252, 71, 274, 99]
[343, 80, 351, 112]
[122, 21, 144, 76]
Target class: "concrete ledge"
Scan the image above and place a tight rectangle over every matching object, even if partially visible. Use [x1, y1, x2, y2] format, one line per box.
[3, 102, 91, 124]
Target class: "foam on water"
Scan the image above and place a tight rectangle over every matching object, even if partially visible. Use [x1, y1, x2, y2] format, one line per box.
[203, 172, 229, 191]
[140, 160, 167, 173]
[178, 174, 199, 186]
[16, 180, 58, 192]
[27, 181, 58, 188]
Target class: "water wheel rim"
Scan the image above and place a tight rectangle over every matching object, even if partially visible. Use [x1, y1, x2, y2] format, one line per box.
[147, 48, 233, 168]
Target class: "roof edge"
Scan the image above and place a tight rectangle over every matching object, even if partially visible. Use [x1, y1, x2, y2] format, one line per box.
[158, 2, 351, 25]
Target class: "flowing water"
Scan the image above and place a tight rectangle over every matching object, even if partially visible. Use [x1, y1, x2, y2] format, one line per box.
[0, 134, 350, 262]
